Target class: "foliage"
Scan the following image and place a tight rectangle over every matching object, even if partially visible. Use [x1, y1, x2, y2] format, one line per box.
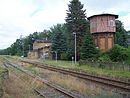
[127, 30, 130, 37]
[108, 44, 129, 62]
[0, 30, 51, 56]
[80, 33, 99, 60]
[0, 0, 129, 63]
[40, 59, 130, 78]
[115, 20, 128, 47]
[79, 59, 130, 71]
[125, 46, 130, 64]
[9, 39, 23, 56]
[0, 47, 11, 55]
[65, 0, 89, 60]
[98, 53, 111, 62]
[60, 52, 68, 60]
[50, 24, 67, 59]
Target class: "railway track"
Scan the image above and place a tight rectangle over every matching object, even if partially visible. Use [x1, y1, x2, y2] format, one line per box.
[3, 61, 86, 98]
[34, 86, 80, 98]
[21, 60, 130, 92]
[34, 88, 68, 98]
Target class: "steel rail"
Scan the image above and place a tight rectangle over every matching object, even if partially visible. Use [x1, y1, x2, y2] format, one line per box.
[34, 89, 47, 98]
[4, 61, 81, 98]
[21, 60, 130, 92]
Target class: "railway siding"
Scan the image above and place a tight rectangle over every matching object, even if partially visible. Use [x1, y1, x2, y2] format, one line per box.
[4, 61, 87, 98]
[20, 60, 130, 92]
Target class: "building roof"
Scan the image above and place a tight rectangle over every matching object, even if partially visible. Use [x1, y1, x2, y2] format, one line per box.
[88, 13, 118, 20]
[34, 39, 51, 43]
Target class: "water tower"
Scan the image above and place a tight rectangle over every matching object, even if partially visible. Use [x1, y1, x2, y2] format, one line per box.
[88, 14, 118, 52]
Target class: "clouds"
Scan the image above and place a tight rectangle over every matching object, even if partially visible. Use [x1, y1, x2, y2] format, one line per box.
[0, 0, 130, 49]
[84, 0, 130, 14]
[0, 0, 69, 49]
[84, 0, 130, 30]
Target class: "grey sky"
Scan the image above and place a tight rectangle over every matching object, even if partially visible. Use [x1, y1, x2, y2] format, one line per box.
[0, 0, 130, 49]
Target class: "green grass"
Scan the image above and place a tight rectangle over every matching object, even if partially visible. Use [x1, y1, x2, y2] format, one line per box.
[39, 59, 76, 67]
[0, 67, 8, 97]
[39, 59, 130, 78]
[3, 55, 130, 78]
[80, 65, 130, 78]
[19, 59, 125, 98]
[0, 68, 5, 73]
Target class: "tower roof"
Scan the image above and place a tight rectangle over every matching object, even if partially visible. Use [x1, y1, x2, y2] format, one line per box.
[88, 13, 118, 20]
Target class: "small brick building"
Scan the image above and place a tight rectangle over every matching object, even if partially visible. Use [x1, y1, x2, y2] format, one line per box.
[88, 13, 118, 52]
[28, 39, 51, 59]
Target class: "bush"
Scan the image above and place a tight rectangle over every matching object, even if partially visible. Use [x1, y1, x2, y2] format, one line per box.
[98, 53, 111, 62]
[60, 52, 68, 60]
[125, 46, 130, 64]
[108, 44, 129, 62]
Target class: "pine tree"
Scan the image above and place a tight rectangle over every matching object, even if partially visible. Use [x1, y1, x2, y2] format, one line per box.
[50, 24, 67, 59]
[80, 33, 99, 60]
[115, 20, 128, 47]
[65, 0, 88, 60]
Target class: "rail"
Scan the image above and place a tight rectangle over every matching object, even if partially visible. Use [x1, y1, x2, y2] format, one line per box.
[21, 60, 130, 92]
[4, 61, 85, 98]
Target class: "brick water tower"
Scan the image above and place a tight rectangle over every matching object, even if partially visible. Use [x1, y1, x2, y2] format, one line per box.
[88, 14, 118, 52]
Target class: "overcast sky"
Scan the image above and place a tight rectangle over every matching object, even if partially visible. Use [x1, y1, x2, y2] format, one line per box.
[0, 0, 130, 49]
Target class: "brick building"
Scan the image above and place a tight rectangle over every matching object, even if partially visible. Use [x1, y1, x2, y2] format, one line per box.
[28, 39, 51, 59]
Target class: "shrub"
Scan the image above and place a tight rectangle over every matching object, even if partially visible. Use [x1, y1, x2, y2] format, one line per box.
[98, 53, 111, 62]
[125, 46, 130, 64]
[60, 52, 68, 60]
[108, 44, 129, 62]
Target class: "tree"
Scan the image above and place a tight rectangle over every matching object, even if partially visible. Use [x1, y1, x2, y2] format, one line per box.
[38, 30, 51, 40]
[80, 33, 99, 60]
[108, 44, 128, 62]
[115, 20, 128, 47]
[65, 0, 89, 60]
[22, 30, 52, 57]
[7, 39, 23, 56]
[0, 30, 53, 56]
[0, 47, 11, 55]
[50, 24, 67, 59]
[127, 30, 130, 38]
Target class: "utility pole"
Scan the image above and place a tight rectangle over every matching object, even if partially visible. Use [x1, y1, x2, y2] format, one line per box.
[20, 34, 24, 57]
[73, 32, 76, 64]
[29, 44, 30, 52]
[51, 51, 57, 62]
[55, 51, 57, 63]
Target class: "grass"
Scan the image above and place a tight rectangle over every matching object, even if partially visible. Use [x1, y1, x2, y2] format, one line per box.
[39, 59, 130, 78]
[39, 59, 76, 68]
[3, 67, 43, 98]
[0, 58, 7, 96]
[2, 56, 127, 98]
[1, 55, 130, 78]
[21, 62, 125, 98]
[0, 67, 6, 98]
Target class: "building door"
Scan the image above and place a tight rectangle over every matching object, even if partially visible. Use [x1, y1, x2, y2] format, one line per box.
[99, 37, 106, 52]
[108, 37, 113, 50]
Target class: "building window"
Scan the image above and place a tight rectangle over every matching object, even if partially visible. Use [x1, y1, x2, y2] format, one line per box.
[91, 22, 97, 28]
[109, 20, 115, 27]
